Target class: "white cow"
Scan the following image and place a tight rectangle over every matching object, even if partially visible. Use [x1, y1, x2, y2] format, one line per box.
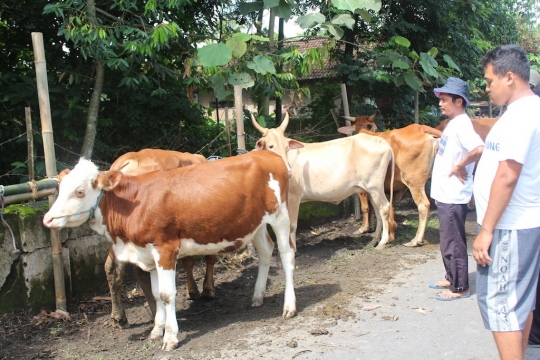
[252, 114, 396, 249]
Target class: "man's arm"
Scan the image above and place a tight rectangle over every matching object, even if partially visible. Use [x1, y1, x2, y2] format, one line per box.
[473, 159, 522, 267]
[449, 146, 485, 183]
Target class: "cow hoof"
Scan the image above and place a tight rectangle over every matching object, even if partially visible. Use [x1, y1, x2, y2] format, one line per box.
[282, 309, 296, 318]
[111, 318, 130, 329]
[353, 227, 369, 235]
[187, 290, 201, 300]
[251, 297, 264, 307]
[201, 288, 215, 300]
[403, 241, 423, 247]
[149, 327, 164, 340]
[161, 340, 179, 352]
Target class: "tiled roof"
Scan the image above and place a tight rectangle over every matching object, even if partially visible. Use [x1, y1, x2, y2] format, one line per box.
[283, 38, 338, 80]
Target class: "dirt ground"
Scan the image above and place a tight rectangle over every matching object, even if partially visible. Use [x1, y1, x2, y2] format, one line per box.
[0, 197, 466, 360]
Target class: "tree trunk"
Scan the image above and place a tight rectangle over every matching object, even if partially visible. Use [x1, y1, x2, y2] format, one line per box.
[414, 91, 419, 124]
[80, 0, 103, 159]
[80, 60, 104, 159]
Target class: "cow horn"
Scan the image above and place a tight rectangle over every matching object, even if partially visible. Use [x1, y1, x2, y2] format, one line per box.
[278, 112, 289, 133]
[342, 115, 356, 122]
[251, 114, 268, 136]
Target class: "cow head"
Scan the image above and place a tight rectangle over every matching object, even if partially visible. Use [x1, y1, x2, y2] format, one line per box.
[251, 113, 304, 176]
[337, 114, 378, 135]
[43, 158, 123, 229]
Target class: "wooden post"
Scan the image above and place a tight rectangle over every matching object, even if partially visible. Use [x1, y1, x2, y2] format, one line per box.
[25, 107, 34, 181]
[340, 84, 361, 219]
[414, 91, 419, 124]
[234, 85, 246, 153]
[224, 106, 232, 157]
[31, 32, 67, 313]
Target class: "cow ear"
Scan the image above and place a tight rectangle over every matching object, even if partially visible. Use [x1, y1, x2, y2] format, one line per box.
[97, 171, 123, 191]
[367, 123, 377, 131]
[288, 139, 304, 149]
[57, 169, 71, 183]
[255, 139, 266, 150]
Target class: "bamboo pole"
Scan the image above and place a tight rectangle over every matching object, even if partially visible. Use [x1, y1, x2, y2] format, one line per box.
[224, 106, 232, 157]
[4, 188, 57, 206]
[25, 107, 35, 181]
[2, 179, 58, 197]
[31, 32, 67, 313]
[340, 84, 361, 219]
[234, 85, 246, 153]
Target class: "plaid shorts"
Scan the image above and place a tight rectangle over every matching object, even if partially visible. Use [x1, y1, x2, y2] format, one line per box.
[476, 226, 540, 332]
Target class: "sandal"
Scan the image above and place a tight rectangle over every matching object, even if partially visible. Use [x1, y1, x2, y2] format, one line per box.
[428, 281, 449, 289]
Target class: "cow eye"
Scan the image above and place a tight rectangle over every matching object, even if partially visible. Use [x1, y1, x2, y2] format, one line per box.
[269, 144, 274, 149]
[75, 188, 85, 198]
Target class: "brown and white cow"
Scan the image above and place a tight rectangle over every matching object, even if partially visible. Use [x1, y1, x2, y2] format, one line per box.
[43, 150, 295, 351]
[252, 113, 396, 249]
[105, 149, 215, 329]
[339, 114, 440, 247]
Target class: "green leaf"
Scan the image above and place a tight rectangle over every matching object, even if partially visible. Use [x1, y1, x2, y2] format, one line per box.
[392, 60, 409, 69]
[264, 0, 280, 7]
[323, 23, 345, 39]
[331, 0, 382, 13]
[383, 50, 403, 62]
[274, 0, 292, 21]
[197, 43, 232, 67]
[331, 14, 355, 30]
[409, 50, 420, 61]
[355, 9, 371, 22]
[226, 37, 247, 59]
[231, 32, 252, 42]
[11, 162, 26, 167]
[239, 1, 264, 15]
[228, 72, 255, 89]
[298, 13, 326, 29]
[214, 84, 233, 101]
[393, 36, 410, 48]
[403, 73, 424, 91]
[420, 52, 438, 67]
[250, 35, 270, 42]
[247, 55, 276, 75]
[427, 47, 438, 57]
[419, 59, 438, 78]
[443, 54, 461, 72]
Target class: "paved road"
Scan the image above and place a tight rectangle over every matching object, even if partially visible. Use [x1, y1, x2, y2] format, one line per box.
[294, 251, 540, 360]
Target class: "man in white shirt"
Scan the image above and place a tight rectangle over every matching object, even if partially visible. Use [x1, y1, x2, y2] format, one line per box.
[429, 77, 484, 300]
[474, 45, 540, 360]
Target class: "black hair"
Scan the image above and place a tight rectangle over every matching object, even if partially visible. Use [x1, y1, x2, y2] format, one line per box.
[480, 44, 530, 81]
[450, 94, 466, 108]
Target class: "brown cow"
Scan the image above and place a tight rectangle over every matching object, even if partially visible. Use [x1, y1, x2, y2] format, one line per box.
[43, 150, 295, 351]
[105, 149, 215, 329]
[339, 114, 441, 247]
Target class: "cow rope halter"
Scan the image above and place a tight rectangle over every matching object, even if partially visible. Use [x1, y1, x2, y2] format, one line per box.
[52, 189, 105, 221]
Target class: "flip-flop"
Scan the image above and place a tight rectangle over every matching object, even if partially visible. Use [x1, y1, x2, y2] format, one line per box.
[436, 292, 471, 301]
[428, 282, 448, 289]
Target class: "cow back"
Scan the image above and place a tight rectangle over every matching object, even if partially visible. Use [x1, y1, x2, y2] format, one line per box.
[110, 149, 206, 176]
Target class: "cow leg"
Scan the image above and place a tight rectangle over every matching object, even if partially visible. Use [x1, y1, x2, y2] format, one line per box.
[149, 270, 165, 341]
[353, 192, 371, 235]
[132, 266, 156, 318]
[104, 248, 129, 328]
[181, 256, 201, 300]
[149, 253, 179, 352]
[201, 255, 217, 299]
[403, 186, 431, 247]
[251, 227, 274, 308]
[272, 207, 296, 318]
[368, 191, 391, 249]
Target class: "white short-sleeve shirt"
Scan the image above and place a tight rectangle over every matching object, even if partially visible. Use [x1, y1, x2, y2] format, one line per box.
[473, 95, 540, 229]
[431, 114, 484, 204]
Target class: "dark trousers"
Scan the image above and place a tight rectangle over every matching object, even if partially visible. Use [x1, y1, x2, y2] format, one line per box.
[529, 271, 540, 345]
[437, 202, 469, 293]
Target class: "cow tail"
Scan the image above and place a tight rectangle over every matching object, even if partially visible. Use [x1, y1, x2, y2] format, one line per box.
[388, 149, 396, 241]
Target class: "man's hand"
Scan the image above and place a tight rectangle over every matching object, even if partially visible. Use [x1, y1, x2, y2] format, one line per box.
[473, 230, 493, 267]
[449, 164, 468, 184]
